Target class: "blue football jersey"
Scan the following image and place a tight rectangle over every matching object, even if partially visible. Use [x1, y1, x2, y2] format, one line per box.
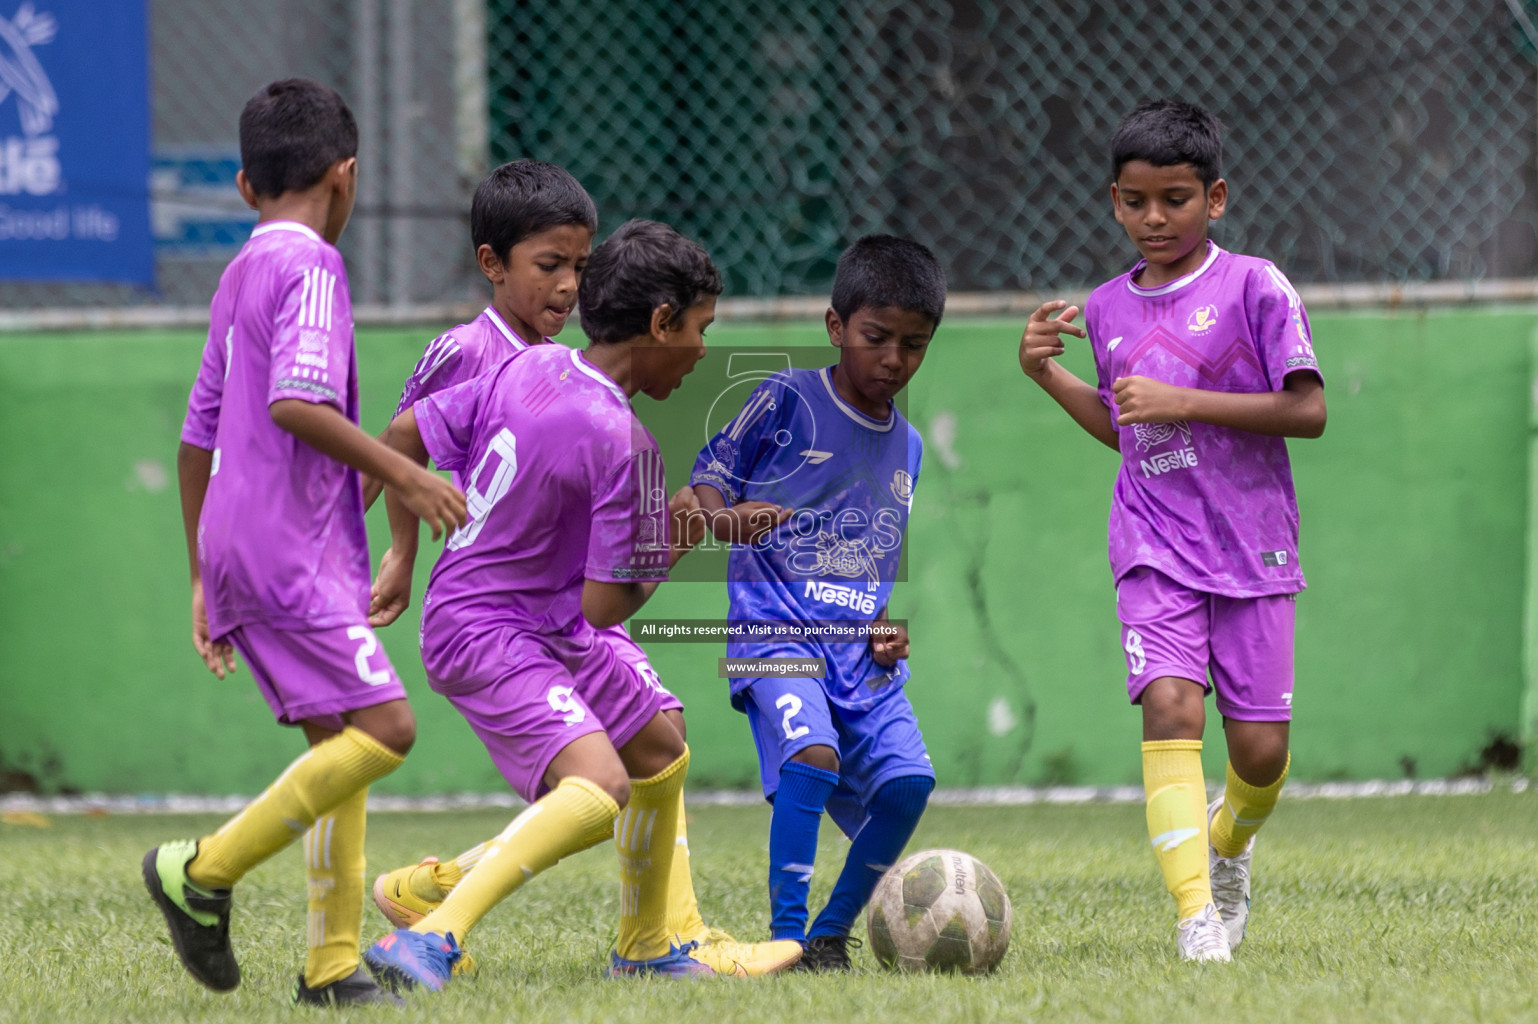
[690, 366, 922, 708]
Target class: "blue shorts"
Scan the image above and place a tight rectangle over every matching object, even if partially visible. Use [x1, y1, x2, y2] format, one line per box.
[743, 677, 933, 838]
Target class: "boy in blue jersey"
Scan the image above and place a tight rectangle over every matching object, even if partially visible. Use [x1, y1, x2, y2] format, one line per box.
[691, 235, 943, 971]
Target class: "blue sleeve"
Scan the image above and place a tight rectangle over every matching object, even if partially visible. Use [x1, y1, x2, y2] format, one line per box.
[690, 374, 789, 505]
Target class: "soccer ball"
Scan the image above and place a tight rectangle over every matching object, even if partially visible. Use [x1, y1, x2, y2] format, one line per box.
[866, 848, 1012, 973]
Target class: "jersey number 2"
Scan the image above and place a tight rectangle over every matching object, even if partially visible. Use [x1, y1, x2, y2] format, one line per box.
[775, 693, 810, 741]
[346, 626, 393, 686]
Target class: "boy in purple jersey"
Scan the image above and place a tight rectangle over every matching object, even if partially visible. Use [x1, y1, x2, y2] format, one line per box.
[363, 161, 783, 977]
[1018, 100, 1326, 962]
[141, 79, 466, 1006]
[360, 220, 803, 992]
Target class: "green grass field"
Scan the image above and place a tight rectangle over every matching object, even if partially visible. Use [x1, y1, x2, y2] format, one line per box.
[5, 791, 1537, 1023]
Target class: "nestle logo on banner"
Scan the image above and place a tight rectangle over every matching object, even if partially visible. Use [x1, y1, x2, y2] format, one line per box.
[0, 3, 61, 197]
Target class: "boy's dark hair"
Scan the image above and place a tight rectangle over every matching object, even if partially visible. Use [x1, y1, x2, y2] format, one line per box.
[239, 79, 358, 198]
[1110, 99, 1224, 186]
[471, 160, 599, 263]
[829, 234, 946, 329]
[578, 219, 722, 344]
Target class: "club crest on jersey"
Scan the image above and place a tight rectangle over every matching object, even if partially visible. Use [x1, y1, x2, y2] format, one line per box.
[890, 469, 913, 507]
[1187, 305, 1218, 334]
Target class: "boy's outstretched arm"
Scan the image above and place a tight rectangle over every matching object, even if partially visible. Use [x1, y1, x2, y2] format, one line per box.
[581, 486, 709, 629]
[270, 399, 466, 533]
[177, 441, 238, 678]
[1019, 301, 1119, 451]
[1110, 371, 1326, 438]
[693, 482, 793, 544]
[359, 425, 395, 511]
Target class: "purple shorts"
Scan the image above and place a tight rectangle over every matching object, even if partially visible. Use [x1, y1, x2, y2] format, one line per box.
[600, 624, 683, 714]
[425, 624, 667, 802]
[1116, 566, 1295, 721]
[226, 621, 407, 730]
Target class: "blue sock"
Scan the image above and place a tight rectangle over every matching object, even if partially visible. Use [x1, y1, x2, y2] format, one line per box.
[767, 761, 839, 941]
[808, 774, 934, 940]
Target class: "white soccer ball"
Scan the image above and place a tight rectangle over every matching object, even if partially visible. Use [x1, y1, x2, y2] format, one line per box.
[866, 848, 1012, 973]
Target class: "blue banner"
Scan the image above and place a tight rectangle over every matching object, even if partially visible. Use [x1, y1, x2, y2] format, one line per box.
[0, 1, 152, 285]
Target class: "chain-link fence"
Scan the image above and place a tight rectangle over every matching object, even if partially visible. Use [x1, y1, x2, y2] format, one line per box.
[0, 0, 1533, 311]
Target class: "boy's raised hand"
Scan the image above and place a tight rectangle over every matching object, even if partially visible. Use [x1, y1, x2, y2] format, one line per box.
[1019, 300, 1086, 380]
[396, 466, 467, 540]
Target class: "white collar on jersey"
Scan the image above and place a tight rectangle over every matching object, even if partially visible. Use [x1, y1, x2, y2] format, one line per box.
[567, 346, 630, 405]
[250, 220, 324, 245]
[483, 306, 533, 349]
[819, 366, 895, 432]
[1125, 241, 1223, 297]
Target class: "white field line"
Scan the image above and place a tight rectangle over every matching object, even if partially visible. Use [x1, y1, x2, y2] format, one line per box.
[0, 777, 1526, 816]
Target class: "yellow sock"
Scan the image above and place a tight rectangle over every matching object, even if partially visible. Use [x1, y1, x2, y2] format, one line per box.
[190, 727, 403, 890]
[1142, 739, 1212, 921]
[303, 786, 367, 988]
[615, 748, 689, 962]
[414, 777, 617, 941]
[1211, 753, 1290, 858]
[664, 797, 709, 945]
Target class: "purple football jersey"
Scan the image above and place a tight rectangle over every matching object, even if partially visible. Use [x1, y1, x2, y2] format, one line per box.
[1085, 243, 1323, 597]
[393, 310, 667, 679]
[412, 344, 669, 660]
[180, 220, 370, 635]
[393, 305, 535, 421]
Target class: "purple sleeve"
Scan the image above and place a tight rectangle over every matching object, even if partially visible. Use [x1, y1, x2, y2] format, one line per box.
[1085, 298, 1120, 433]
[414, 373, 487, 475]
[588, 446, 670, 583]
[689, 376, 786, 504]
[181, 321, 228, 449]
[1248, 263, 1322, 391]
[268, 260, 351, 410]
[395, 331, 468, 419]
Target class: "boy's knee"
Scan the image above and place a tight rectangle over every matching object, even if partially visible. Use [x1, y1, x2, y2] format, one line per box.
[1140, 676, 1207, 740]
[869, 774, 934, 818]
[590, 770, 631, 809]
[348, 702, 416, 756]
[1230, 740, 1289, 787]
[789, 744, 840, 774]
[617, 714, 686, 779]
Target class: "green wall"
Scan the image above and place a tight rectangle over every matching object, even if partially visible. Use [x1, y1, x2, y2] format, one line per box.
[0, 311, 1529, 794]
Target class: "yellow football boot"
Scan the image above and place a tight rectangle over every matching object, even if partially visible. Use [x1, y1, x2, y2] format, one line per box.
[372, 856, 444, 928]
[371, 857, 477, 978]
[683, 929, 803, 977]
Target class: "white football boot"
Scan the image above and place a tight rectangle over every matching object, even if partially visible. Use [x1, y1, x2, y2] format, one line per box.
[1206, 797, 1252, 951]
[1176, 903, 1232, 962]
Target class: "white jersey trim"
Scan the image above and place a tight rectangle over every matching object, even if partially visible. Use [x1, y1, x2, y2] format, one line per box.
[1126, 242, 1223, 297]
[569, 347, 630, 405]
[251, 220, 324, 245]
[484, 306, 532, 350]
[819, 367, 895, 432]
